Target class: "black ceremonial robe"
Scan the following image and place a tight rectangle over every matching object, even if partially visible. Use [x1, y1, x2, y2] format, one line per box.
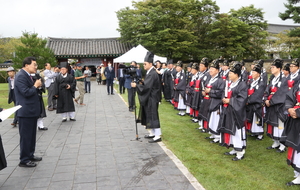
[217, 80, 248, 135]
[281, 83, 300, 151]
[246, 78, 266, 123]
[264, 76, 288, 129]
[174, 70, 186, 104]
[191, 71, 210, 111]
[199, 76, 224, 122]
[162, 69, 173, 100]
[136, 68, 162, 129]
[54, 73, 76, 114]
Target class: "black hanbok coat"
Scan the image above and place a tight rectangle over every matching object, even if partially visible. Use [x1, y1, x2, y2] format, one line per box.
[185, 74, 197, 107]
[174, 70, 186, 104]
[246, 78, 266, 123]
[281, 83, 300, 151]
[136, 68, 162, 129]
[54, 74, 76, 114]
[286, 73, 300, 90]
[264, 76, 288, 128]
[217, 80, 248, 135]
[198, 76, 225, 121]
[191, 71, 210, 110]
[162, 69, 173, 100]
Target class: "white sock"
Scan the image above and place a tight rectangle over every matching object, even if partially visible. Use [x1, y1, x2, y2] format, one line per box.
[279, 143, 285, 151]
[257, 135, 263, 139]
[147, 129, 154, 136]
[294, 170, 300, 178]
[272, 140, 280, 148]
[292, 175, 300, 184]
[153, 135, 161, 140]
[229, 149, 237, 155]
[236, 149, 245, 158]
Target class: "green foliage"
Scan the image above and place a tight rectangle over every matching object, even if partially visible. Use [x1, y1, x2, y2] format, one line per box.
[0, 71, 8, 83]
[12, 32, 57, 69]
[229, 5, 269, 59]
[288, 27, 300, 37]
[0, 37, 24, 63]
[117, 0, 219, 60]
[117, 0, 268, 61]
[279, 0, 300, 23]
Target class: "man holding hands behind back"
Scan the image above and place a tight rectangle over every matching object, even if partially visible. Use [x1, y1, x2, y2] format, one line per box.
[131, 52, 162, 143]
[14, 57, 42, 167]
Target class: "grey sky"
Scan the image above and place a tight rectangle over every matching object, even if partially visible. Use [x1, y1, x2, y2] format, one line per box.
[0, 0, 297, 39]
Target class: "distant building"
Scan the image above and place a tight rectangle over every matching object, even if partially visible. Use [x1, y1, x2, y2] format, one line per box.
[46, 37, 133, 67]
[266, 23, 300, 59]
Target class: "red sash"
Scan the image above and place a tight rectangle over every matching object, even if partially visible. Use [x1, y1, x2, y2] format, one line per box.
[174, 78, 179, 86]
[288, 80, 295, 90]
[204, 85, 212, 99]
[223, 91, 232, 108]
[189, 81, 194, 87]
[248, 88, 255, 97]
[222, 76, 226, 80]
[194, 80, 201, 92]
[267, 86, 277, 100]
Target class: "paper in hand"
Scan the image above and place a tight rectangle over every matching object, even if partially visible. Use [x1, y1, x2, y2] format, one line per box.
[0, 105, 22, 122]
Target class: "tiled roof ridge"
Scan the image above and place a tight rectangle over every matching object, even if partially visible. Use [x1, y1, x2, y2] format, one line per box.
[47, 37, 120, 41]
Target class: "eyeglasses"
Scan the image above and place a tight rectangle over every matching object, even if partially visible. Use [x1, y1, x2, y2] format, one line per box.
[290, 65, 298, 67]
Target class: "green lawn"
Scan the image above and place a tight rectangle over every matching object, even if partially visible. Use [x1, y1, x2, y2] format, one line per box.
[116, 84, 297, 190]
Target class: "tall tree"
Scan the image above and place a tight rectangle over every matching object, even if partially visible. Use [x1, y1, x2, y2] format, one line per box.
[279, 0, 300, 23]
[229, 5, 268, 59]
[116, 0, 219, 60]
[208, 13, 251, 60]
[13, 32, 56, 69]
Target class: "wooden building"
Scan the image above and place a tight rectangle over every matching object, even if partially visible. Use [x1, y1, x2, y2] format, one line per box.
[46, 37, 133, 67]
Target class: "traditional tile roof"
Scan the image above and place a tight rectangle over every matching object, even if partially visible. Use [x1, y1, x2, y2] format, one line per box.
[46, 37, 134, 58]
[267, 23, 300, 34]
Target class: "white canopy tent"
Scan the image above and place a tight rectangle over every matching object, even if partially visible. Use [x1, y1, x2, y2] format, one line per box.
[114, 44, 167, 63]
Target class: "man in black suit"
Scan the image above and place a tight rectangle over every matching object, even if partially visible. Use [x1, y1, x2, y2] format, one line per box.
[14, 57, 42, 167]
[104, 62, 116, 95]
[117, 65, 125, 94]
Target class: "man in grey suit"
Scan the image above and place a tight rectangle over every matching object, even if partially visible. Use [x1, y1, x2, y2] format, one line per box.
[44, 63, 59, 111]
[15, 57, 42, 167]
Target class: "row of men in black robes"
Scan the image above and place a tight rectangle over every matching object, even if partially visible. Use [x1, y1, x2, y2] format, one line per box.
[161, 57, 300, 186]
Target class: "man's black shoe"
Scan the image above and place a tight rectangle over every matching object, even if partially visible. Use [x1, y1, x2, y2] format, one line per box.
[266, 145, 280, 150]
[111, 93, 115, 95]
[129, 108, 133, 112]
[38, 127, 48, 130]
[144, 135, 155, 139]
[70, 118, 76, 121]
[148, 138, 162, 143]
[286, 181, 300, 186]
[30, 156, 42, 162]
[19, 161, 37, 167]
[232, 156, 244, 161]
